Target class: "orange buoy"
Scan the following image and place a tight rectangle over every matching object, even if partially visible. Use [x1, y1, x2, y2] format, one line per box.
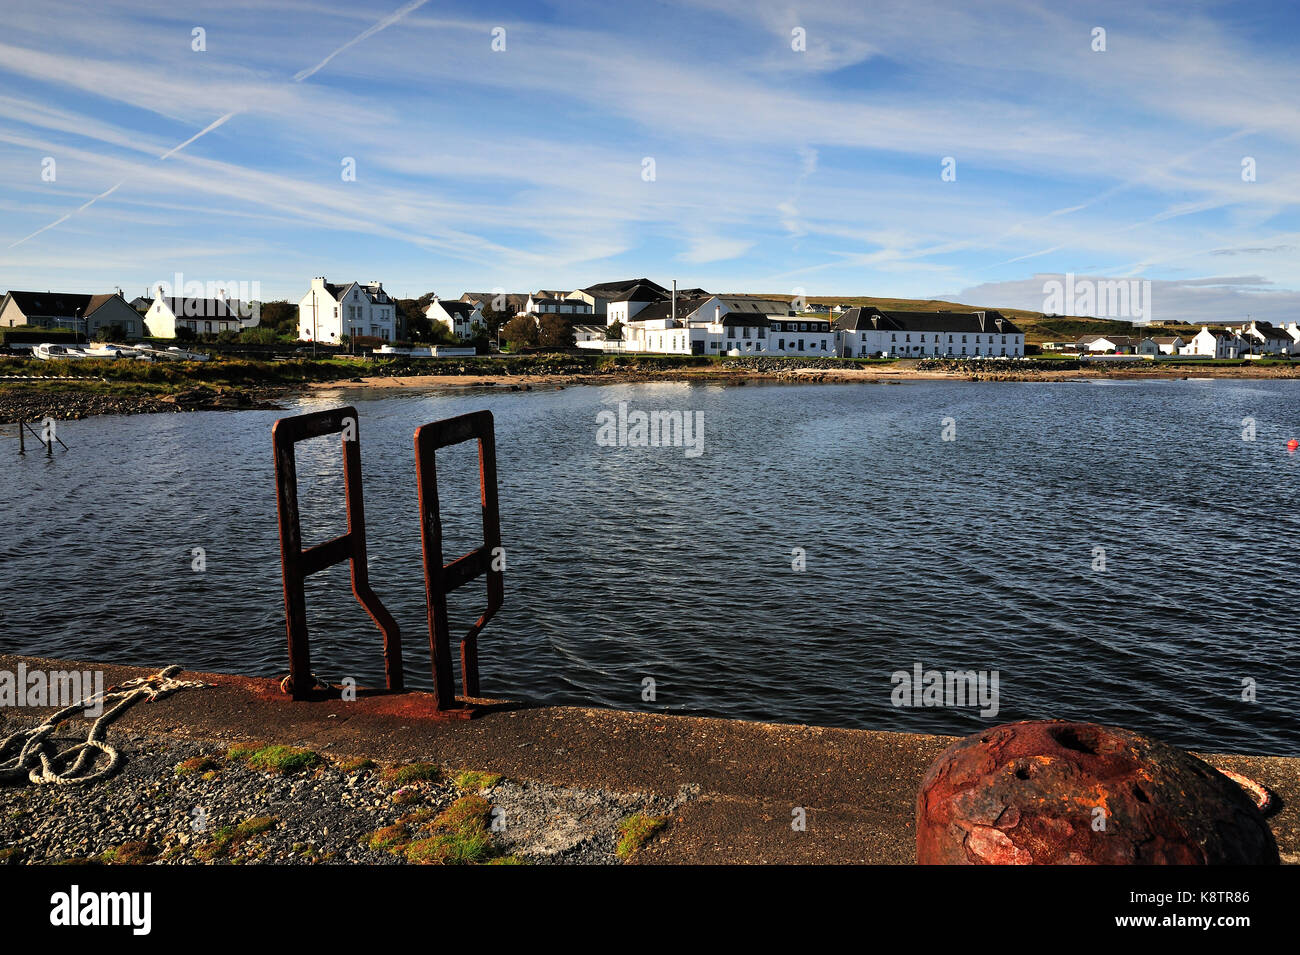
[1289, 439, 1299, 451]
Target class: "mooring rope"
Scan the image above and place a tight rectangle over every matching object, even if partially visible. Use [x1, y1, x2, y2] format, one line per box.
[0, 665, 207, 786]
[1219, 768, 1275, 815]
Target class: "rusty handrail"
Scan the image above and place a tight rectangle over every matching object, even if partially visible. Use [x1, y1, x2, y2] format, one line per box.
[415, 410, 504, 711]
[272, 406, 402, 700]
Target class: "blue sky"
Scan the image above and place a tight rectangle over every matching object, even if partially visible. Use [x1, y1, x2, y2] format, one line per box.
[2, 0, 1299, 322]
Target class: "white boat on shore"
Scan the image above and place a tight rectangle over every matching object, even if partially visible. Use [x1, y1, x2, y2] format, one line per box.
[32, 343, 88, 360]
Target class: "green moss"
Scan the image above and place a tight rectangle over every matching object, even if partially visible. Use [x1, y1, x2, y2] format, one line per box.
[364, 824, 410, 852]
[391, 788, 424, 806]
[396, 808, 438, 826]
[175, 755, 220, 776]
[382, 762, 441, 785]
[242, 745, 324, 775]
[616, 814, 668, 860]
[454, 770, 503, 792]
[404, 830, 494, 865]
[96, 841, 157, 865]
[195, 816, 277, 861]
[336, 757, 378, 775]
[435, 795, 491, 835]
[226, 742, 265, 761]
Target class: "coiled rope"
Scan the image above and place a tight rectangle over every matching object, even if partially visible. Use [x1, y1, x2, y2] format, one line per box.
[0, 665, 207, 786]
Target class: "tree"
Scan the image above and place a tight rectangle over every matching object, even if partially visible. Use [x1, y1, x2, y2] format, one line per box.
[502, 314, 539, 350]
[606, 320, 624, 341]
[397, 297, 434, 342]
[538, 314, 575, 348]
[255, 300, 298, 338]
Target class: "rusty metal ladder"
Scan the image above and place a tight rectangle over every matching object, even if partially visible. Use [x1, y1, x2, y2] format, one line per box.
[272, 406, 503, 714]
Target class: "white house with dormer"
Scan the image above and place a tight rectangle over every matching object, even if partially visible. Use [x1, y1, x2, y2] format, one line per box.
[1234, 320, 1293, 355]
[298, 277, 397, 344]
[426, 297, 483, 339]
[1180, 327, 1244, 358]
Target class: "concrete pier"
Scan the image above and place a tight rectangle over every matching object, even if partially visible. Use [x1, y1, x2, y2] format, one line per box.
[2, 653, 1297, 864]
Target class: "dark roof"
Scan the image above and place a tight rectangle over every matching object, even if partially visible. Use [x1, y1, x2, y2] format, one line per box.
[1246, 324, 1292, 341]
[432, 300, 476, 318]
[608, 283, 667, 303]
[3, 290, 94, 318]
[836, 307, 1023, 335]
[720, 313, 771, 328]
[461, 292, 528, 310]
[3, 290, 133, 320]
[160, 297, 240, 321]
[629, 297, 715, 324]
[582, 278, 669, 297]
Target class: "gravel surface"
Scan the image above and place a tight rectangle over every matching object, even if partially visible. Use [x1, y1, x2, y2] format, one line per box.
[0, 731, 684, 865]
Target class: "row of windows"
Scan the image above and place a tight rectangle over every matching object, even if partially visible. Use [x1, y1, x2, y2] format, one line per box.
[883, 333, 1016, 344]
[771, 322, 828, 332]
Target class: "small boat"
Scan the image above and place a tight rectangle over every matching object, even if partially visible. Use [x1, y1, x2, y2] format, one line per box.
[164, 346, 210, 362]
[82, 344, 138, 359]
[33, 343, 88, 360]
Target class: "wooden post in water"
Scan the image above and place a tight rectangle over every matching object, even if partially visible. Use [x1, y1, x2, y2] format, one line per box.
[17, 420, 24, 455]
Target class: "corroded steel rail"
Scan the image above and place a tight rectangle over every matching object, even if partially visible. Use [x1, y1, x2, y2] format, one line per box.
[272, 406, 402, 700]
[415, 410, 504, 713]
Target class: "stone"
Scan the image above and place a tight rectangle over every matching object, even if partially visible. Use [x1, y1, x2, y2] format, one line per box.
[916, 720, 1278, 865]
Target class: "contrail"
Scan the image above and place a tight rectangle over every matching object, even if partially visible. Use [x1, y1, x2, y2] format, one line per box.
[9, 0, 431, 249]
[10, 180, 124, 247]
[294, 0, 430, 82]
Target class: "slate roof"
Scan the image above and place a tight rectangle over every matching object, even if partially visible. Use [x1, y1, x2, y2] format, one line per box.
[836, 307, 1023, 335]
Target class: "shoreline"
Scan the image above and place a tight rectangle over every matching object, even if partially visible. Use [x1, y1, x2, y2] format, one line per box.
[3, 360, 1300, 422]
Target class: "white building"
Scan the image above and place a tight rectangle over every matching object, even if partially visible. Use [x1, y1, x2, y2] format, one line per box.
[1137, 336, 1184, 356]
[1180, 327, 1244, 358]
[426, 297, 483, 339]
[1235, 320, 1293, 355]
[834, 308, 1024, 358]
[568, 278, 668, 322]
[618, 296, 811, 355]
[144, 293, 242, 338]
[298, 277, 397, 344]
[604, 283, 669, 326]
[523, 291, 592, 318]
[1077, 334, 1140, 354]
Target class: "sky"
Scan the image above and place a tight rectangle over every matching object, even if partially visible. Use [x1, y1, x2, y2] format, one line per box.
[1, 0, 1299, 324]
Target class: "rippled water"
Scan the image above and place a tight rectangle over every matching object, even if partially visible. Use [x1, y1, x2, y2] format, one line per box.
[2, 378, 1297, 755]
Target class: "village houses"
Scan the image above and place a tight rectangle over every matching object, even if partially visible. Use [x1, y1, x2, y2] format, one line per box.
[297, 277, 398, 343]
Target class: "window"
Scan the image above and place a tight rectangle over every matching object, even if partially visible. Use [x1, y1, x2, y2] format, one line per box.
[962, 335, 967, 343]
[820, 340, 827, 350]
[891, 334, 896, 341]
[772, 322, 782, 331]
[905, 334, 911, 342]
[778, 338, 785, 349]
[798, 339, 805, 351]
[758, 327, 766, 339]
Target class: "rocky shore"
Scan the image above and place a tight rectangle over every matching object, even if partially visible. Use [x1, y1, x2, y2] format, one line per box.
[4, 354, 1299, 423]
[0, 385, 284, 423]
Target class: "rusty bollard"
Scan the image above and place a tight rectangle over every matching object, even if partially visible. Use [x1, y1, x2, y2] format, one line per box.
[916, 720, 1278, 865]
